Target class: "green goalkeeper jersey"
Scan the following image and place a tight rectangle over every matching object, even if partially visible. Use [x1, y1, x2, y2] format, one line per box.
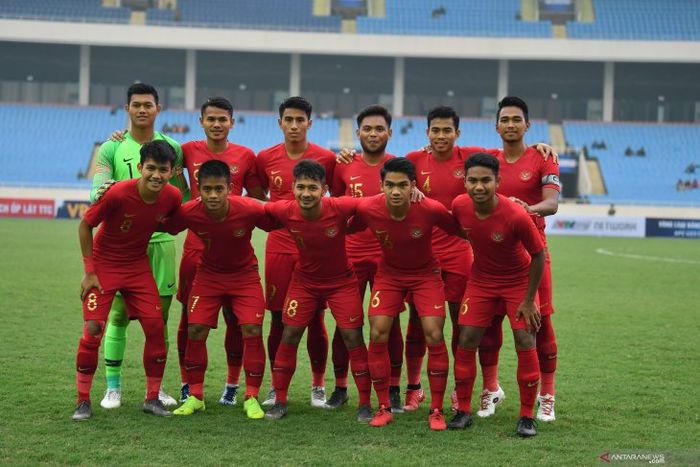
[90, 131, 188, 243]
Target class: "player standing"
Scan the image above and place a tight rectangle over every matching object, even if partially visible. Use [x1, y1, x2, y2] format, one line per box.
[476, 97, 560, 421]
[162, 160, 269, 419]
[73, 141, 182, 420]
[93, 83, 187, 410]
[255, 97, 336, 408]
[352, 158, 460, 431]
[263, 161, 373, 422]
[176, 98, 265, 406]
[449, 153, 544, 437]
[327, 105, 405, 412]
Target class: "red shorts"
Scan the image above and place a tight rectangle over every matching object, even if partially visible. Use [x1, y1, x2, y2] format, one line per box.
[177, 246, 202, 304]
[538, 248, 554, 316]
[82, 266, 161, 321]
[264, 251, 298, 311]
[369, 266, 445, 319]
[441, 270, 468, 303]
[187, 266, 265, 328]
[350, 256, 379, 301]
[459, 280, 539, 331]
[283, 272, 363, 329]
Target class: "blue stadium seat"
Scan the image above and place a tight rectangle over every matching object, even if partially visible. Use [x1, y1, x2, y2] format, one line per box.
[0, 0, 130, 24]
[563, 121, 700, 205]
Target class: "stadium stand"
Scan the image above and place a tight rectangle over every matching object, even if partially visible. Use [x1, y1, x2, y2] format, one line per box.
[356, 0, 552, 38]
[147, 0, 342, 32]
[567, 0, 700, 41]
[563, 121, 700, 204]
[0, 105, 339, 187]
[0, 0, 130, 24]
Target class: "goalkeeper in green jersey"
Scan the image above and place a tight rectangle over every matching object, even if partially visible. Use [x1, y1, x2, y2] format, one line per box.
[91, 83, 189, 409]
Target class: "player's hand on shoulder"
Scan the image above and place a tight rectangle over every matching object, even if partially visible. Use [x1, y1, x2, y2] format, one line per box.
[410, 186, 425, 203]
[80, 273, 103, 301]
[535, 143, 559, 164]
[94, 179, 117, 203]
[421, 144, 433, 154]
[336, 148, 356, 164]
[109, 129, 127, 142]
[515, 299, 541, 332]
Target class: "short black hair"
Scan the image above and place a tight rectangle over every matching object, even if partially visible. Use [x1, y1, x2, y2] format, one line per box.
[356, 104, 392, 129]
[127, 83, 159, 105]
[201, 97, 233, 117]
[497, 96, 529, 123]
[465, 153, 500, 176]
[139, 140, 176, 167]
[279, 96, 312, 119]
[381, 157, 416, 182]
[293, 160, 326, 184]
[198, 160, 231, 184]
[427, 105, 459, 130]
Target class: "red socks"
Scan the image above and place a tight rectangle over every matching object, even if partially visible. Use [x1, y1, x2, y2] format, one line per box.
[348, 345, 372, 407]
[185, 338, 207, 400]
[242, 335, 265, 399]
[272, 342, 299, 404]
[426, 342, 449, 411]
[516, 348, 540, 417]
[367, 341, 390, 407]
[223, 310, 243, 386]
[405, 319, 426, 386]
[453, 346, 477, 414]
[331, 328, 349, 387]
[140, 318, 167, 401]
[388, 319, 404, 387]
[307, 311, 328, 387]
[537, 315, 557, 395]
[479, 315, 504, 391]
[75, 322, 104, 403]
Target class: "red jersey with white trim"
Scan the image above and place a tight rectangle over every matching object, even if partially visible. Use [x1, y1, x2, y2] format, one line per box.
[264, 197, 359, 282]
[494, 147, 560, 232]
[84, 179, 182, 267]
[406, 147, 487, 272]
[162, 196, 272, 274]
[353, 195, 460, 277]
[182, 140, 261, 252]
[256, 142, 336, 254]
[451, 193, 545, 285]
[331, 153, 394, 259]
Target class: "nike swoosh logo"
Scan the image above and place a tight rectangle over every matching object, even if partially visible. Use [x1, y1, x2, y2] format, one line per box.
[421, 170, 432, 175]
[429, 371, 445, 376]
[375, 230, 387, 234]
[349, 316, 360, 322]
[350, 175, 362, 180]
[434, 304, 444, 309]
[271, 170, 281, 175]
[77, 367, 91, 372]
[156, 358, 167, 363]
[547, 355, 557, 360]
[123, 158, 133, 163]
[255, 313, 264, 318]
[193, 162, 203, 167]
[354, 371, 368, 376]
[290, 228, 302, 233]
[273, 367, 285, 372]
[527, 381, 539, 387]
[184, 365, 200, 371]
[249, 373, 263, 377]
[167, 282, 175, 288]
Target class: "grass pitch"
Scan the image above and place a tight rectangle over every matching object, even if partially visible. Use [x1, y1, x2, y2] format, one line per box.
[0, 219, 698, 465]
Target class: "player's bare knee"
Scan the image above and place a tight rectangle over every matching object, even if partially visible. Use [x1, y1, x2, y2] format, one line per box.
[513, 329, 536, 350]
[340, 328, 363, 348]
[86, 320, 103, 337]
[281, 326, 304, 345]
[188, 324, 209, 340]
[423, 327, 444, 345]
[241, 324, 262, 337]
[458, 327, 481, 349]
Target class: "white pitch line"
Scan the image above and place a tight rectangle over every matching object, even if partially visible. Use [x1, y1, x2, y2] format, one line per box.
[595, 248, 700, 265]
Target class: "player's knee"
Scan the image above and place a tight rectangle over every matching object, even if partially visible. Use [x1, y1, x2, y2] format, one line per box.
[458, 327, 480, 349]
[187, 324, 208, 340]
[513, 330, 536, 350]
[241, 324, 262, 337]
[86, 320, 104, 337]
[369, 327, 389, 344]
[423, 327, 444, 345]
[340, 328, 363, 349]
[281, 326, 304, 345]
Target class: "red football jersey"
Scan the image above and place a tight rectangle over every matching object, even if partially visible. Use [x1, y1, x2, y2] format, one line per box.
[84, 179, 182, 267]
[182, 140, 260, 199]
[494, 147, 560, 232]
[331, 152, 394, 259]
[256, 142, 337, 254]
[264, 197, 359, 282]
[182, 140, 261, 252]
[353, 195, 460, 276]
[451, 193, 545, 285]
[406, 147, 488, 272]
[163, 196, 272, 273]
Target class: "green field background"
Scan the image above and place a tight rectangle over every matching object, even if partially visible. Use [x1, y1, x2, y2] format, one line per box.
[0, 219, 698, 465]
